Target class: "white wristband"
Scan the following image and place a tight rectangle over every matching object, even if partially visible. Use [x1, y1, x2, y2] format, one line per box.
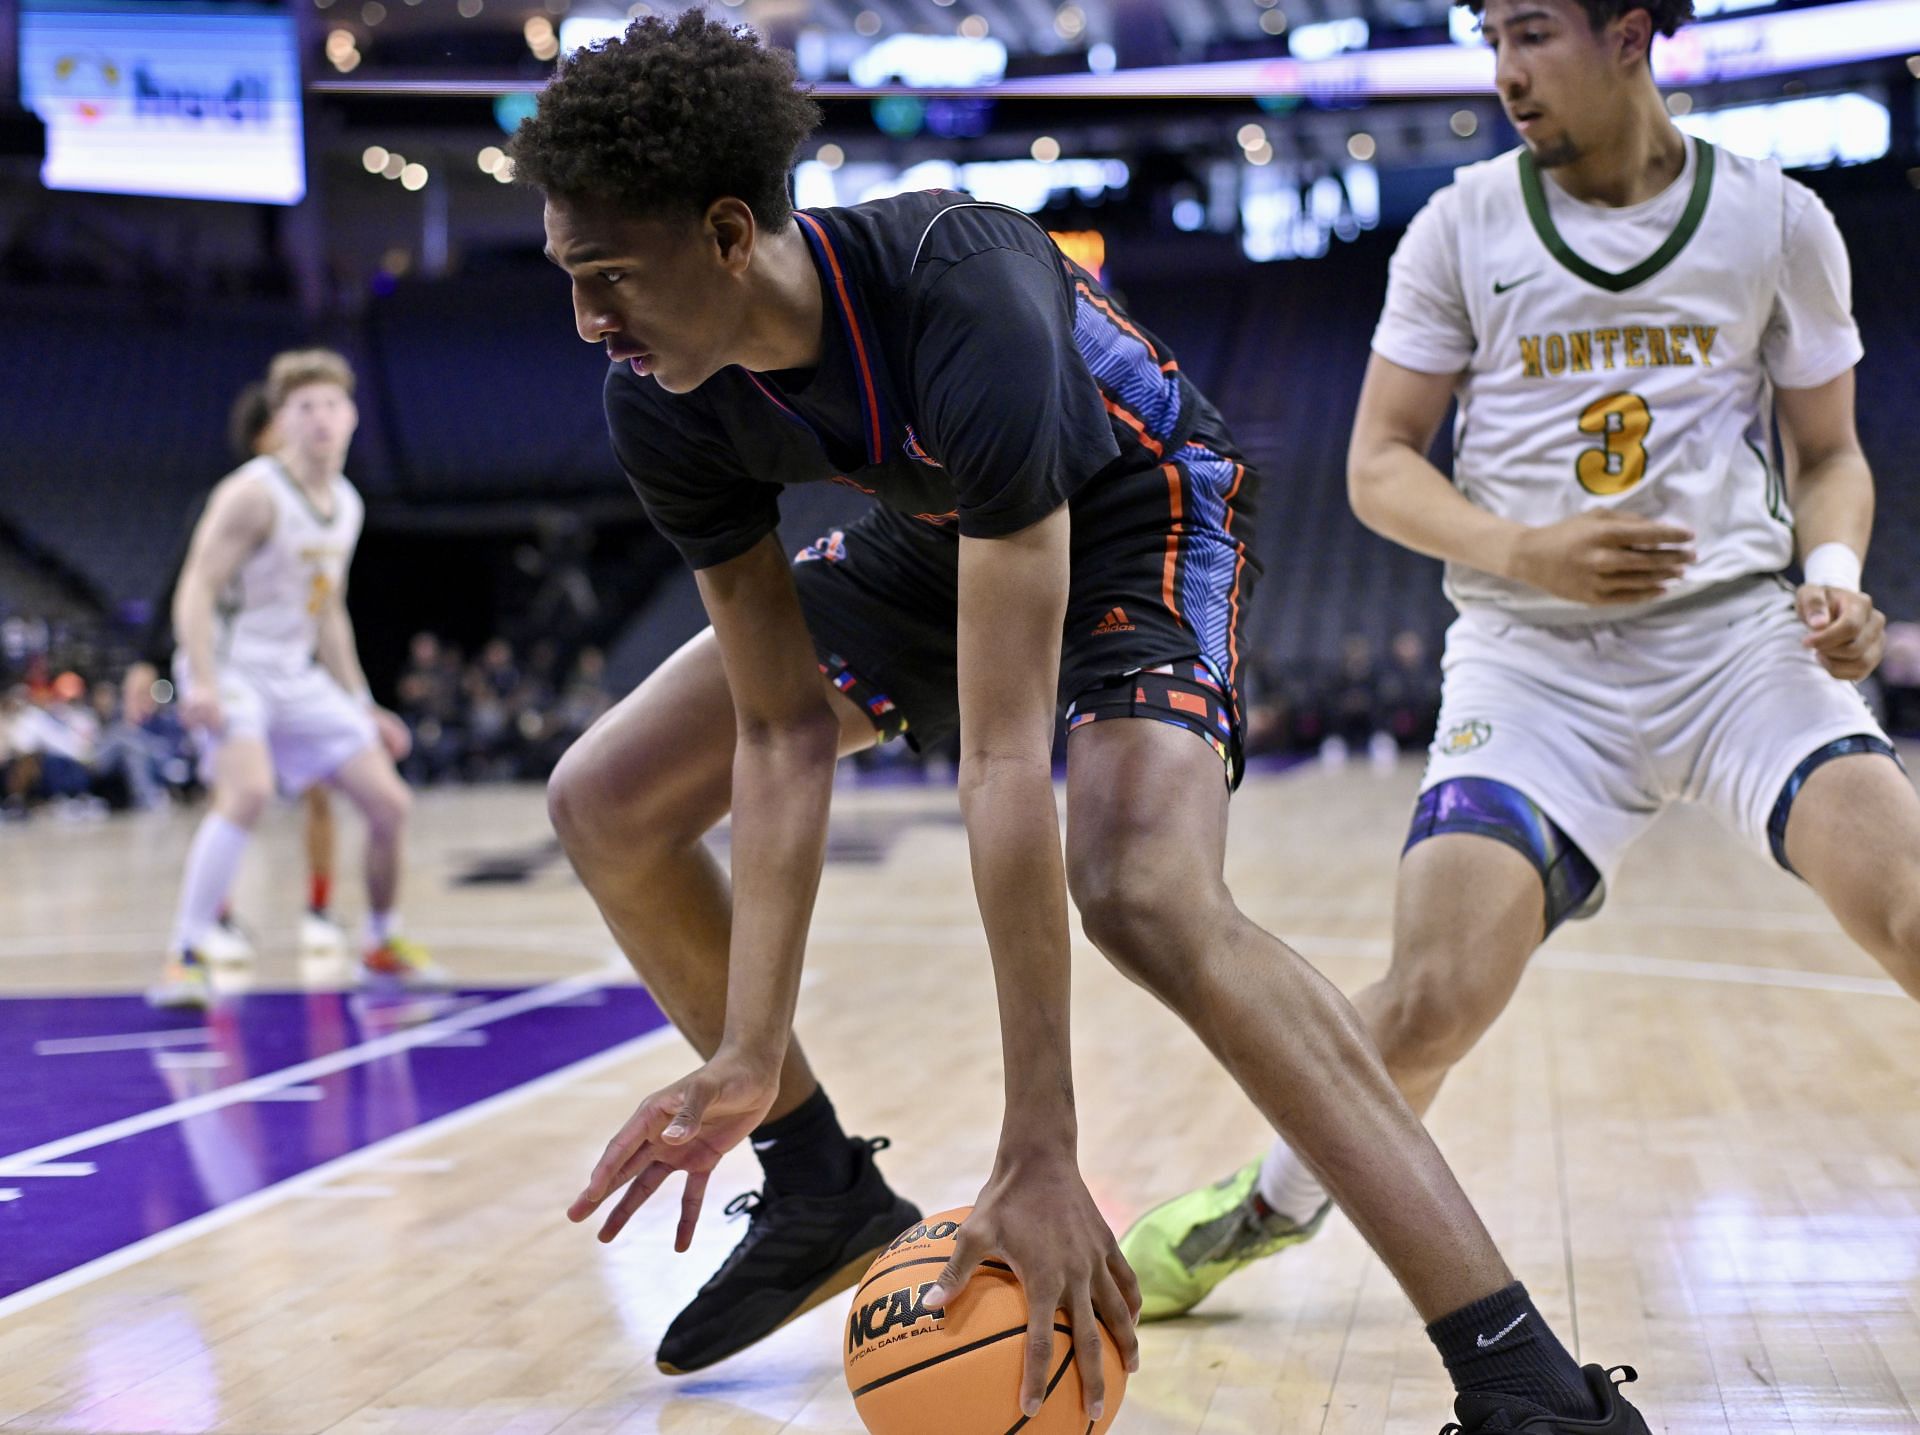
[1802, 542, 1862, 594]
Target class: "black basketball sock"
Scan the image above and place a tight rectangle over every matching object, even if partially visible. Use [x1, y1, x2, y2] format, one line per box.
[750, 1086, 856, 1198]
[1426, 1282, 1603, 1420]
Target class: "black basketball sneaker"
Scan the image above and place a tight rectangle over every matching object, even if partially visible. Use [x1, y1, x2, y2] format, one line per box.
[655, 1135, 921, 1375]
[1443, 1366, 1653, 1434]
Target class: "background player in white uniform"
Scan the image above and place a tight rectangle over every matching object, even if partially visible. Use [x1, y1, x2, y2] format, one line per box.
[1124, 0, 1920, 1330]
[187, 381, 352, 966]
[152, 349, 442, 1008]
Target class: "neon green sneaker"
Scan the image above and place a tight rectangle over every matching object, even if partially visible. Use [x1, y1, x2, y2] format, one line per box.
[1120, 1159, 1332, 1321]
[361, 935, 451, 991]
[147, 950, 213, 1011]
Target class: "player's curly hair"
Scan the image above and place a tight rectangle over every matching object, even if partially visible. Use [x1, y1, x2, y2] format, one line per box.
[508, 12, 821, 228]
[1455, 0, 1694, 41]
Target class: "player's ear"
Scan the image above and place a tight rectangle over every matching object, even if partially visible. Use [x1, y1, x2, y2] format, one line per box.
[707, 197, 757, 274]
[1614, 5, 1654, 68]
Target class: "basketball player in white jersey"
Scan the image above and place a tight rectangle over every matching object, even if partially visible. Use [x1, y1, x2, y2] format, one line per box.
[194, 380, 352, 965]
[151, 349, 444, 1008]
[1124, 0, 1920, 1340]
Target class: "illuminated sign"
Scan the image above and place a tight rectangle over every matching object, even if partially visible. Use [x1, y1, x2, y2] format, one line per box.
[848, 35, 1007, 89]
[808, 0, 1920, 98]
[1241, 162, 1379, 263]
[316, 0, 1920, 102]
[558, 16, 627, 56]
[20, 0, 304, 204]
[1676, 91, 1889, 167]
[794, 156, 1129, 215]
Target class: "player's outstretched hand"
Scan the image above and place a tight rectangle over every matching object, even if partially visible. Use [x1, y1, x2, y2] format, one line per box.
[372, 706, 412, 762]
[924, 1151, 1141, 1424]
[1797, 583, 1886, 681]
[1509, 510, 1695, 605]
[567, 1050, 780, 1249]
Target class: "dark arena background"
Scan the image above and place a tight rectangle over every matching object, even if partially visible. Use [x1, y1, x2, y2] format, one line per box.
[2, 2, 1919, 1432]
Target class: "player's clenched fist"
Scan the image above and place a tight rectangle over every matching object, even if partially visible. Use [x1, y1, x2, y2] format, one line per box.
[1506, 509, 1696, 606]
[1797, 583, 1886, 682]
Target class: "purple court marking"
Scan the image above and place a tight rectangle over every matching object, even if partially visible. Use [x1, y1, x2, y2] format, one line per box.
[0, 983, 668, 1301]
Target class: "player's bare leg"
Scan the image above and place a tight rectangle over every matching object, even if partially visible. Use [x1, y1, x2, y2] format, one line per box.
[300, 785, 347, 957]
[1787, 752, 1920, 1001]
[547, 626, 920, 1375]
[328, 745, 438, 987]
[153, 738, 275, 1008]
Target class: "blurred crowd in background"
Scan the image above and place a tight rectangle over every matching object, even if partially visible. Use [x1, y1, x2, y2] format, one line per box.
[6, 606, 1916, 822]
[0, 612, 613, 820]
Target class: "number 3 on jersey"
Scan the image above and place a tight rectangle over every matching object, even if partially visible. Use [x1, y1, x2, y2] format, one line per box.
[1575, 392, 1652, 496]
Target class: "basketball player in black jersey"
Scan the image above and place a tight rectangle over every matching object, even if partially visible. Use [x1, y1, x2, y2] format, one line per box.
[516, 16, 1651, 1433]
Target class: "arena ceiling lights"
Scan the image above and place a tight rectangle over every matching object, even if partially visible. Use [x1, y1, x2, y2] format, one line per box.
[315, 0, 1920, 99]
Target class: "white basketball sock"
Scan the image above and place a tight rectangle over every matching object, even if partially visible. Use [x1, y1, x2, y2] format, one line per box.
[1256, 1138, 1330, 1224]
[364, 910, 398, 948]
[169, 814, 251, 956]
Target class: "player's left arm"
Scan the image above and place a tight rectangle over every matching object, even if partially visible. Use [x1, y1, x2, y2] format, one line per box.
[1771, 184, 1881, 681]
[1779, 370, 1882, 680]
[315, 584, 411, 759]
[931, 505, 1137, 1422]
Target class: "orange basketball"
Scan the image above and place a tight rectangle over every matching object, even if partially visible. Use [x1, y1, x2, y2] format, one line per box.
[843, 1207, 1127, 1435]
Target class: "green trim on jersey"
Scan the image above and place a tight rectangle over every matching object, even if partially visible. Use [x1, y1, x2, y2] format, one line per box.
[1749, 436, 1790, 526]
[266, 458, 342, 528]
[1519, 138, 1716, 293]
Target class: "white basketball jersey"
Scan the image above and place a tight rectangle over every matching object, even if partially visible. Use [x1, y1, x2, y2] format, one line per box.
[216, 457, 365, 675]
[1375, 138, 1862, 625]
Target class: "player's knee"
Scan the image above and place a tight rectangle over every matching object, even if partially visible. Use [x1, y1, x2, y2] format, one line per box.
[1874, 890, 1920, 978]
[547, 738, 613, 852]
[366, 779, 411, 836]
[218, 784, 271, 829]
[548, 731, 678, 856]
[1071, 855, 1216, 1000]
[346, 772, 410, 838]
[1372, 962, 1500, 1074]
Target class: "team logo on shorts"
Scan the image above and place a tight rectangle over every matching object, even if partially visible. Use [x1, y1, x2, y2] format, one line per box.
[1439, 719, 1492, 756]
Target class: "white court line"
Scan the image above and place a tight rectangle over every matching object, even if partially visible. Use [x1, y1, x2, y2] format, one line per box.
[0, 964, 628, 1177]
[0, 926, 615, 963]
[361, 1157, 455, 1174]
[0, 1021, 679, 1322]
[803, 923, 1908, 1000]
[1291, 934, 1908, 999]
[0, 1162, 97, 1178]
[34, 1029, 214, 1057]
[152, 1052, 228, 1071]
[0, 1191, 18, 1203]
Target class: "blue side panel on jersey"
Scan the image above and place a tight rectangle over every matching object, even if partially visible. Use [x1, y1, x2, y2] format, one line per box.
[1070, 291, 1182, 441]
[1174, 442, 1247, 684]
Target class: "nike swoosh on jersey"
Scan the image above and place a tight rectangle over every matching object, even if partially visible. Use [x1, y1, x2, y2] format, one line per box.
[1492, 273, 1541, 294]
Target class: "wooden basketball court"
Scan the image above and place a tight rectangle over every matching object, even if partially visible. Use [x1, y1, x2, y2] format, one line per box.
[2, 760, 1916, 1433]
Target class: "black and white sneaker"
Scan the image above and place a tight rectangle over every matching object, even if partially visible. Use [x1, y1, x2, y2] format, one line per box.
[1444, 1366, 1653, 1434]
[655, 1136, 920, 1375]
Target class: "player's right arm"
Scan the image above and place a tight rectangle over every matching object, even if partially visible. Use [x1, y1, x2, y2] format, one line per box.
[1347, 356, 1692, 604]
[569, 534, 840, 1250]
[172, 476, 275, 731]
[1352, 180, 1696, 605]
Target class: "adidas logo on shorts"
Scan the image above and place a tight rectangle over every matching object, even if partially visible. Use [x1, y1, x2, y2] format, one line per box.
[1092, 606, 1137, 634]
